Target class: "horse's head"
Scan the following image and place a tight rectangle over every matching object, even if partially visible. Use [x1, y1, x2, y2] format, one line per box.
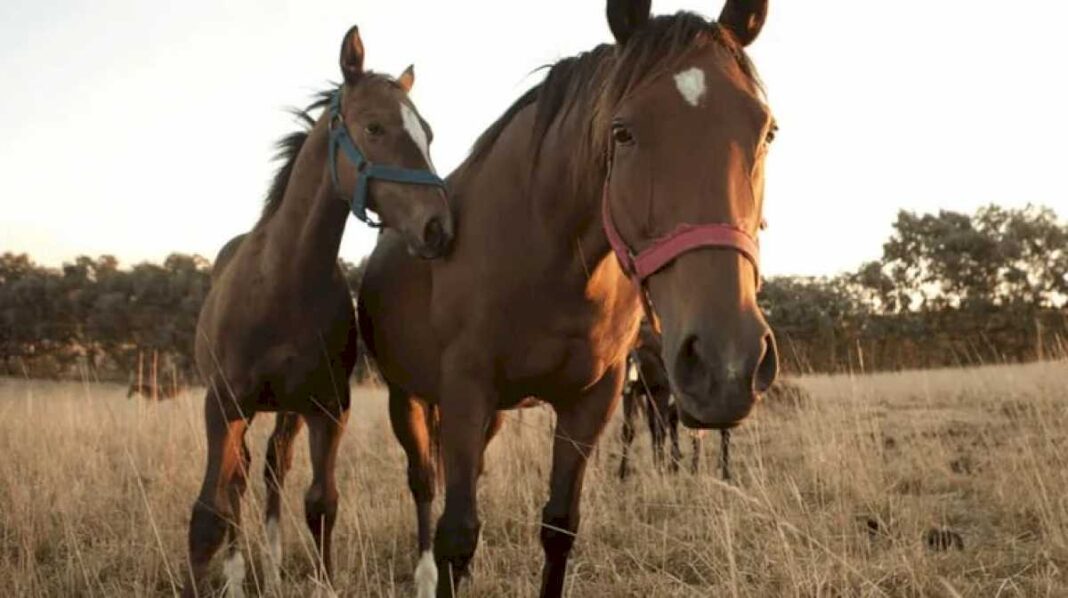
[332, 25, 453, 258]
[603, 1, 777, 429]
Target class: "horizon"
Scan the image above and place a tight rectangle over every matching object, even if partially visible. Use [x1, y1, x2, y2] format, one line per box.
[3, 1, 1067, 276]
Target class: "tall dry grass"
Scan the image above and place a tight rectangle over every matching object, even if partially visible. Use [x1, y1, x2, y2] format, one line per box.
[1, 360, 1067, 596]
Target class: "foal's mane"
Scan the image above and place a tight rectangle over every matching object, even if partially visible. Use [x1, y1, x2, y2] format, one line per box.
[458, 12, 762, 189]
[258, 89, 333, 224]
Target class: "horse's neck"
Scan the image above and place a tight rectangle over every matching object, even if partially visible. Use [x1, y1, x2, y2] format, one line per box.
[263, 121, 347, 284]
[460, 104, 610, 276]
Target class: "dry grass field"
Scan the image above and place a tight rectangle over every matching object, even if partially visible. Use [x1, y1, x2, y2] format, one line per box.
[1, 361, 1067, 597]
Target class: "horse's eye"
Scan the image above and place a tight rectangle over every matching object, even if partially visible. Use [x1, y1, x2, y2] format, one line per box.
[365, 123, 385, 137]
[612, 124, 634, 145]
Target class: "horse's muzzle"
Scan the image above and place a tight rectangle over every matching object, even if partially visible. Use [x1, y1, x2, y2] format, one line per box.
[668, 321, 778, 430]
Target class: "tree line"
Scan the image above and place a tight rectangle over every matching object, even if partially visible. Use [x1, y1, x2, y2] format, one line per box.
[760, 204, 1067, 371]
[1, 204, 1065, 382]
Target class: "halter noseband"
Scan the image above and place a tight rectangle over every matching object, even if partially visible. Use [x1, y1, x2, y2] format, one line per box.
[327, 89, 447, 227]
[601, 177, 763, 328]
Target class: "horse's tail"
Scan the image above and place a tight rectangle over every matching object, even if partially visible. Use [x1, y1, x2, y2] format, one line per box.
[426, 403, 444, 491]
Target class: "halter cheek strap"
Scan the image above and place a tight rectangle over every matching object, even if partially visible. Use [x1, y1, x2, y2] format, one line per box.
[327, 90, 448, 227]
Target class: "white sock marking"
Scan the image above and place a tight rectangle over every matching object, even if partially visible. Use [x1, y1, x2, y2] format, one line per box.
[414, 550, 438, 598]
[223, 550, 246, 598]
[401, 102, 435, 172]
[674, 67, 707, 107]
[266, 518, 282, 585]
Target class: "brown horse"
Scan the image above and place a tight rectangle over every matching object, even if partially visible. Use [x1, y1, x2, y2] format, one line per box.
[359, 2, 777, 595]
[184, 25, 452, 597]
[617, 322, 702, 479]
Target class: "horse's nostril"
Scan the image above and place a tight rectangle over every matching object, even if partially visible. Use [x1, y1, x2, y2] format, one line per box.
[754, 331, 778, 393]
[674, 334, 702, 387]
[423, 217, 445, 254]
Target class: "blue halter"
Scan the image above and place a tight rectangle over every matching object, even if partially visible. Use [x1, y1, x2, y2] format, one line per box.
[327, 89, 447, 227]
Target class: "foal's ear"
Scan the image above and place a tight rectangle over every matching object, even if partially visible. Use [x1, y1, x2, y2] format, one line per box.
[397, 64, 415, 93]
[718, 0, 768, 47]
[339, 25, 366, 84]
[606, 0, 651, 46]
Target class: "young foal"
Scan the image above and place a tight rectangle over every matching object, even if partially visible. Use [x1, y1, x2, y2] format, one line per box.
[360, 2, 778, 596]
[184, 26, 451, 597]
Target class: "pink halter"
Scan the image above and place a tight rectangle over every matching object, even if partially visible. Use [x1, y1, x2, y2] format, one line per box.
[601, 181, 762, 326]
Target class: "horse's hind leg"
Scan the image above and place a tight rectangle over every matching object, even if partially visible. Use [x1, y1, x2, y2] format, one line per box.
[183, 390, 252, 598]
[617, 390, 638, 480]
[304, 404, 348, 586]
[388, 389, 438, 598]
[263, 412, 304, 586]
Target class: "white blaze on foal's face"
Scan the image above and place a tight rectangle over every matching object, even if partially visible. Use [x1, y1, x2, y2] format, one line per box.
[400, 102, 434, 172]
[673, 67, 707, 107]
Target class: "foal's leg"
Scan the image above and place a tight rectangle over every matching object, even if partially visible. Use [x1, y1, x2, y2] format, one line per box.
[433, 354, 495, 598]
[388, 389, 438, 598]
[540, 368, 622, 598]
[304, 405, 349, 585]
[263, 412, 304, 586]
[183, 390, 251, 598]
[617, 390, 639, 480]
[223, 427, 252, 598]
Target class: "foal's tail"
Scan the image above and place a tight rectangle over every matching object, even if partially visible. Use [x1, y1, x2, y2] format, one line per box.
[426, 403, 445, 491]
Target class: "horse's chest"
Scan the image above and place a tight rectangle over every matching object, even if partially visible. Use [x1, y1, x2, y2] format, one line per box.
[203, 280, 352, 397]
[504, 256, 640, 395]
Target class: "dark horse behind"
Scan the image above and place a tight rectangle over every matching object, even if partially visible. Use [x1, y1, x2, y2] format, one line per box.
[617, 321, 703, 479]
[360, 1, 778, 596]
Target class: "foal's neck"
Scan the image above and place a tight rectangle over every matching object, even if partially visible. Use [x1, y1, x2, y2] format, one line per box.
[265, 120, 348, 284]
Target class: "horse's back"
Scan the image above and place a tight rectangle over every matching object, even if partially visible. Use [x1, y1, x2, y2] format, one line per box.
[359, 230, 440, 400]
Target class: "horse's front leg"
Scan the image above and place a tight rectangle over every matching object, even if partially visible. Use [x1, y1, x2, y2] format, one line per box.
[540, 365, 624, 598]
[433, 350, 495, 598]
[183, 390, 252, 598]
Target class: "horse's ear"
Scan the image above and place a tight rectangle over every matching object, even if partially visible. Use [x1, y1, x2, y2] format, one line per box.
[606, 0, 651, 46]
[339, 25, 365, 84]
[718, 0, 768, 47]
[398, 64, 415, 93]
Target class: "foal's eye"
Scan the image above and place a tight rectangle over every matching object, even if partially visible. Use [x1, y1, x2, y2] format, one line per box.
[612, 124, 634, 145]
[364, 122, 385, 137]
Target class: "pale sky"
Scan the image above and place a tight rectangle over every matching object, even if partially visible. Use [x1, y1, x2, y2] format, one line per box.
[2, 1, 1066, 276]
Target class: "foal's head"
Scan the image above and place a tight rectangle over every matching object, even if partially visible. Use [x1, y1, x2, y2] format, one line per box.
[333, 26, 453, 258]
[603, 1, 777, 428]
